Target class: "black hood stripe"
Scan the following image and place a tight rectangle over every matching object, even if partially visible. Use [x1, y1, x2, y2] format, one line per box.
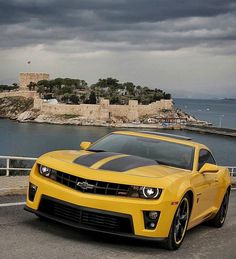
[99, 156, 157, 172]
[74, 152, 120, 167]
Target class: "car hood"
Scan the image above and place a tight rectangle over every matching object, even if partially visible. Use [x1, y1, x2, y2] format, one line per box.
[38, 150, 189, 180]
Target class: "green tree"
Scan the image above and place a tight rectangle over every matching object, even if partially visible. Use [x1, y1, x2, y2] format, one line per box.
[88, 91, 97, 104]
[110, 95, 121, 104]
[123, 82, 135, 95]
[0, 85, 9, 92]
[37, 80, 50, 94]
[27, 81, 37, 91]
[70, 94, 80, 104]
[96, 78, 120, 89]
[12, 83, 19, 90]
[80, 94, 86, 103]
[61, 93, 70, 103]
[79, 80, 88, 89]
[163, 93, 171, 99]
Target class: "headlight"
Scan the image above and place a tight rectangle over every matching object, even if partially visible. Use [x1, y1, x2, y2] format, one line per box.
[141, 187, 160, 199]
[39, 164, 57, 180]
[129, 186, 162, 199]
[39, 165, 52, 177]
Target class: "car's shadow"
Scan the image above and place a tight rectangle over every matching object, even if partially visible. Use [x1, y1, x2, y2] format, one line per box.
[21, 210, 217, 253]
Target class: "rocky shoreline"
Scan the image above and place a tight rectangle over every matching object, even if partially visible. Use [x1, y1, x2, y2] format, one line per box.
[0, 96, 207, 129]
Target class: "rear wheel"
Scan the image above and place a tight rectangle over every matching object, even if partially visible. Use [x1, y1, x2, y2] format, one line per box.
[164, 195, 190, 250]
[208, 190, 230, 228]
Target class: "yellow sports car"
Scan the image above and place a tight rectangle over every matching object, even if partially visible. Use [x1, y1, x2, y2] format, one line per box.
[25, 131, 231, 250]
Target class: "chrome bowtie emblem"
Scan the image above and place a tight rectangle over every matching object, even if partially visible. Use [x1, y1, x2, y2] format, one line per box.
[76, 181, 94, 190]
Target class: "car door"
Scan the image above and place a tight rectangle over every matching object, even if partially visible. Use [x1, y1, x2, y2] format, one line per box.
[190, 149, 219, 223]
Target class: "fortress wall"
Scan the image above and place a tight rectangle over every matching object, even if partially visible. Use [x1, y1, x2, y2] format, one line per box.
[34, 98, 173, 121]
[137, 100, 172, 117]
[38, 101, 101, 120]
[108, 105, 130, 117]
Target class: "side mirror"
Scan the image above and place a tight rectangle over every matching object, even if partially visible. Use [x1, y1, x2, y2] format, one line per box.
[80, 141, 92, 150]
[199, 163, 219, 174]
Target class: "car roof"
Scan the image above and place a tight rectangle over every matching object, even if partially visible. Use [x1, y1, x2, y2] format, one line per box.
[140, 131, 192, 140]
[112, 130, 207, 149]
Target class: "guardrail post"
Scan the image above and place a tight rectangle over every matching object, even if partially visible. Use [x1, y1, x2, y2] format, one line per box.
[6, 158, 10, 176]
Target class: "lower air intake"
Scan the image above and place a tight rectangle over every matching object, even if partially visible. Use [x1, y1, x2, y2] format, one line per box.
[38, 196, 133, 234]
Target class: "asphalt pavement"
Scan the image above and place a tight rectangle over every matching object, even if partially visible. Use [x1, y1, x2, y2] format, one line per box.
[0, 192, 236, 259]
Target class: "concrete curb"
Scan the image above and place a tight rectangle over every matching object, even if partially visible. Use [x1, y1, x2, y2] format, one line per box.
[0, 176, 28, 196]
[0, 187, 27, 196]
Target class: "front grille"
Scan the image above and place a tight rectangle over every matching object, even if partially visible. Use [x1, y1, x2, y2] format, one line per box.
[39, 196, 133, 234]
[54, 170, 131, 197]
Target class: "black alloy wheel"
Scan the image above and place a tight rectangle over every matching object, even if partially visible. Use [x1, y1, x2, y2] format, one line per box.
[208, 190, 230, 228]
[165, 194, 190, 250]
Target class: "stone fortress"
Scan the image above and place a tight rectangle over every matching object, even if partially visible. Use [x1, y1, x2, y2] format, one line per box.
[0, 72, 50, 99]
[19, 72, 49, 90]
[0, 72, 173, 122]
[34, 98, 173, 122]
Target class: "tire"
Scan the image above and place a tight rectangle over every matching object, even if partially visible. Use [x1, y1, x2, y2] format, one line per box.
[208, 190, 230, 228]
[164, 194, 190, 250]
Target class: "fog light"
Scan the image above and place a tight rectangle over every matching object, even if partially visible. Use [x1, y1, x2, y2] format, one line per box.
[148, 211, 159, 220]
[149, 222, 156, 229]
[28, 183, 37, 202]
[143, 211, 160, 230]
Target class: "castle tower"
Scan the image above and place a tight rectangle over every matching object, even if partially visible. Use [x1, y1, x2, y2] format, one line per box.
[19, 72, 49, 90]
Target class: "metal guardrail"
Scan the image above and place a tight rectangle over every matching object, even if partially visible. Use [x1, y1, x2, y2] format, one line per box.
[228, 167, 236, 184]
[228, 167, 236, 177]
[0, 155, 235, 182]
[0, 156, 36, 176]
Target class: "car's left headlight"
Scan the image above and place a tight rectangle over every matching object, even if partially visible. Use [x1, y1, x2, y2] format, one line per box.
[129, 186, 162, 199]
[140, 186, 161, 199]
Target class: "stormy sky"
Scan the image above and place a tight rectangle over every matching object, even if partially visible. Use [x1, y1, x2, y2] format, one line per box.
[0, 0, 236, 98]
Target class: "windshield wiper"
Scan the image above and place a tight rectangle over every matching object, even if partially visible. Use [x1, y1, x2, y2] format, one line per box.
[155, 160, 169, 166]
[87, 149, 106, 153]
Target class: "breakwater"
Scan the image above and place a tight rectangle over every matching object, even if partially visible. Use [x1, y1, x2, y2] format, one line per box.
[184, 125, 236, 137]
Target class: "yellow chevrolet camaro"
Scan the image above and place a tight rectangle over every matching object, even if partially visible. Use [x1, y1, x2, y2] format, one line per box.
[25, 131, 231, 250]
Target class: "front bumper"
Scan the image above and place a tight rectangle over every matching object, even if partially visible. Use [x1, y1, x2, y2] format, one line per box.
[26, 165, 177, 239]
[24, 196, 166, 242]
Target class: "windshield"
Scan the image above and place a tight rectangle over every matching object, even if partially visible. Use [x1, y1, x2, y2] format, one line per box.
[89, 134, 194, 170]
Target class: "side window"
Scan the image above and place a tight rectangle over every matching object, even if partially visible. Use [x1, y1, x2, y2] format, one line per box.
[198, 149, 216, 170]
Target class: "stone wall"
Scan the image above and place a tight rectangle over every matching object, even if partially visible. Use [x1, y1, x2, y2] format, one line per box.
[19, 72, 49, 90]
[34, 98, 173, 121]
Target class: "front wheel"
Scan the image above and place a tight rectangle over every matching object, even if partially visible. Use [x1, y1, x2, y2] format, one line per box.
[164, 195, 190, 250]
[208, 190, 230, 228]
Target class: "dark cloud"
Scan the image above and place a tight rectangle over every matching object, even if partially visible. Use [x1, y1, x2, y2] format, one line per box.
[0, 0, 234, 25]
[0, 0, 235, 52]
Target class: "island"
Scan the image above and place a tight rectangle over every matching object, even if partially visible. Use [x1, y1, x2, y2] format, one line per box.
[0, 72, 207, 129]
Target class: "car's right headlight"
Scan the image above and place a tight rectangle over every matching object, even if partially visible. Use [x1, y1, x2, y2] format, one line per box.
[39, 165, 52, 177]
[39, 164, 57, 180]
